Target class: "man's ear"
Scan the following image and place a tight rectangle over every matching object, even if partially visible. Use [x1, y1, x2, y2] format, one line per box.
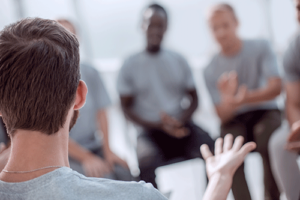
[74, 80, 88, 110]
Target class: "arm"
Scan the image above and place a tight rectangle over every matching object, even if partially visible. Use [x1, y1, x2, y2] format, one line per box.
[201, 134, 256, 200]
[215, 73, 281, 124]
[97, 109, 110, 154]
[203, 173, 232, 200]
[242, 77, 282, 104]
[120, 95, 161, 129]
[97, 109, 128, 169]
[215, 100, 239, 124]
[285, 82, 300, 126]
[179, 89, 198, 124]
[68, 138, 92, 163]
[68, 138, 109, 177]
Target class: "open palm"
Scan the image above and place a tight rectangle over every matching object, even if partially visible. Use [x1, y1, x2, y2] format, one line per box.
[201, 134, 256, 179]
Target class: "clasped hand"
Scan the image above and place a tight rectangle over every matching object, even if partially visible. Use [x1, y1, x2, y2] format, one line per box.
[160, 112, 190, 138]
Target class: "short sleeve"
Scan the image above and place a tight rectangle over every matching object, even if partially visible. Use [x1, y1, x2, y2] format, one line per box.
[260, 40, 280, 78]
[117, 58, 135, 96]
[93, 72, 111, 110]
[178, 55, 195, 90]
[141, 181, 168, 200]
[204, 62, 221, 105]
[283, 35, 300, 82]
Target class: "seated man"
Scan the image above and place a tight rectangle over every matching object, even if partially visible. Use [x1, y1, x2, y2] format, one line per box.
[204, 3, 282, 200]
[269, 1, 300, 199]
[57, 19, 131, 180]
[117, 4, 214, 188]
[0, 17, 256, 200]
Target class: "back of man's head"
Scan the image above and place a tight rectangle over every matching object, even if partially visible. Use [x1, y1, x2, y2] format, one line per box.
[0, 18, 80, 135]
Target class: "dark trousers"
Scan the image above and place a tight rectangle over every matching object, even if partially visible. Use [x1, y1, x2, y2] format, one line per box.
[221, 109, 281, 200]
[137, 121, 215, 188]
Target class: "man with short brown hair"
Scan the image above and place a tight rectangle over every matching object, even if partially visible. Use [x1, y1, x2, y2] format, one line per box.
[0, 17, 166, 200]
[0, 17, 256, 200]
[204, 3, 282, 200]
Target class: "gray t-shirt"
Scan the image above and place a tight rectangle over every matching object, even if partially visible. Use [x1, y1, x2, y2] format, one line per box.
[204, 39, 280, 115]
[283, 32, 300, 82]
[117, 49, 195, 123]
[0, 167, 167, 200]
[70, 63, 111, 150]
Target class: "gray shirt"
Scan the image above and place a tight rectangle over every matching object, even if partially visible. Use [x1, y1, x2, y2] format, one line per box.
[204, 39, 280, 115]
[70, 63, 111, 150]
[0, 167, 167, 200]
[283, 32, 300, 82]
[117, 49, 195, 123]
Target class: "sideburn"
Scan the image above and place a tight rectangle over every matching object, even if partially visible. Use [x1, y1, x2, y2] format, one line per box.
[69, 110, 79, 131]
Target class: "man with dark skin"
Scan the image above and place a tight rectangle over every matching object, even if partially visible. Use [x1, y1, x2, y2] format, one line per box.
[117, 4, 214, 188]
[268, 0, 300, 199]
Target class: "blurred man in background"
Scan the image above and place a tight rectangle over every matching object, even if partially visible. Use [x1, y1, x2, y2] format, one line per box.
[117, 3, 215, 188]
[204, 3, 282, 200]
[268, 0, 300, 199]
[57, 19, 131, 180]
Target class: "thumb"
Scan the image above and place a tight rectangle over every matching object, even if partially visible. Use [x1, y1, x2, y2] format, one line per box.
[238, 142, 256, 158]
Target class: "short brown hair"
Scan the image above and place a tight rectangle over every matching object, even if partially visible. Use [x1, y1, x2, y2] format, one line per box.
[0, 18, 80, 135]
[209, 3, 237, 20]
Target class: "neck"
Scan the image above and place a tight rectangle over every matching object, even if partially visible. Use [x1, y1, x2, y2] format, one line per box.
[0, 129, 69, 182]
[146, 45, 161, 54]
[221, 37, 242, 56]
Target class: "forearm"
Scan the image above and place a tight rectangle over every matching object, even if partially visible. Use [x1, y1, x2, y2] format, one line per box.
[203, 173, 233, 200]
[68, 138, 92, 163]
[216, 102, 238, 124]
[243, 78, 281, 104]
[97, 110, 110, 152]
[286, 103, 300, 126]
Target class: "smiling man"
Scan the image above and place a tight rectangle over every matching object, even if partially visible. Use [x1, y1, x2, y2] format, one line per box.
[117, 3, 215, 188]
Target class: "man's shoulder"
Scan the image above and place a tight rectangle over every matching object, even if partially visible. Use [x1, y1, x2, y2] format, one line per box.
[286, 32, 300, 53]
[243, 39, 270, 51]
[63, 169, 167, 200]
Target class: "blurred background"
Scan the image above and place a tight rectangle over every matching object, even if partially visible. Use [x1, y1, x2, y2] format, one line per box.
[1, 0, 299, 199]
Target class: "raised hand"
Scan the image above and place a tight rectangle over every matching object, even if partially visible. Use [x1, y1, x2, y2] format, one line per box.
[218, 71, 239, 97]
[218, 71, 248, 107]
[201, 134, 256, 179]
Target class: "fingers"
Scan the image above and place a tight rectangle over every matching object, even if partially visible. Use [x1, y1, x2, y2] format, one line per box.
[288, 121, 300, 142]
[238, 142, 256, 158]
[223, 134, 233, 152]
[285, 141, 300, 152]
[232, 136, 244, 152]
[215, 137, 223, 155]
[200, 144, 213, 160]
